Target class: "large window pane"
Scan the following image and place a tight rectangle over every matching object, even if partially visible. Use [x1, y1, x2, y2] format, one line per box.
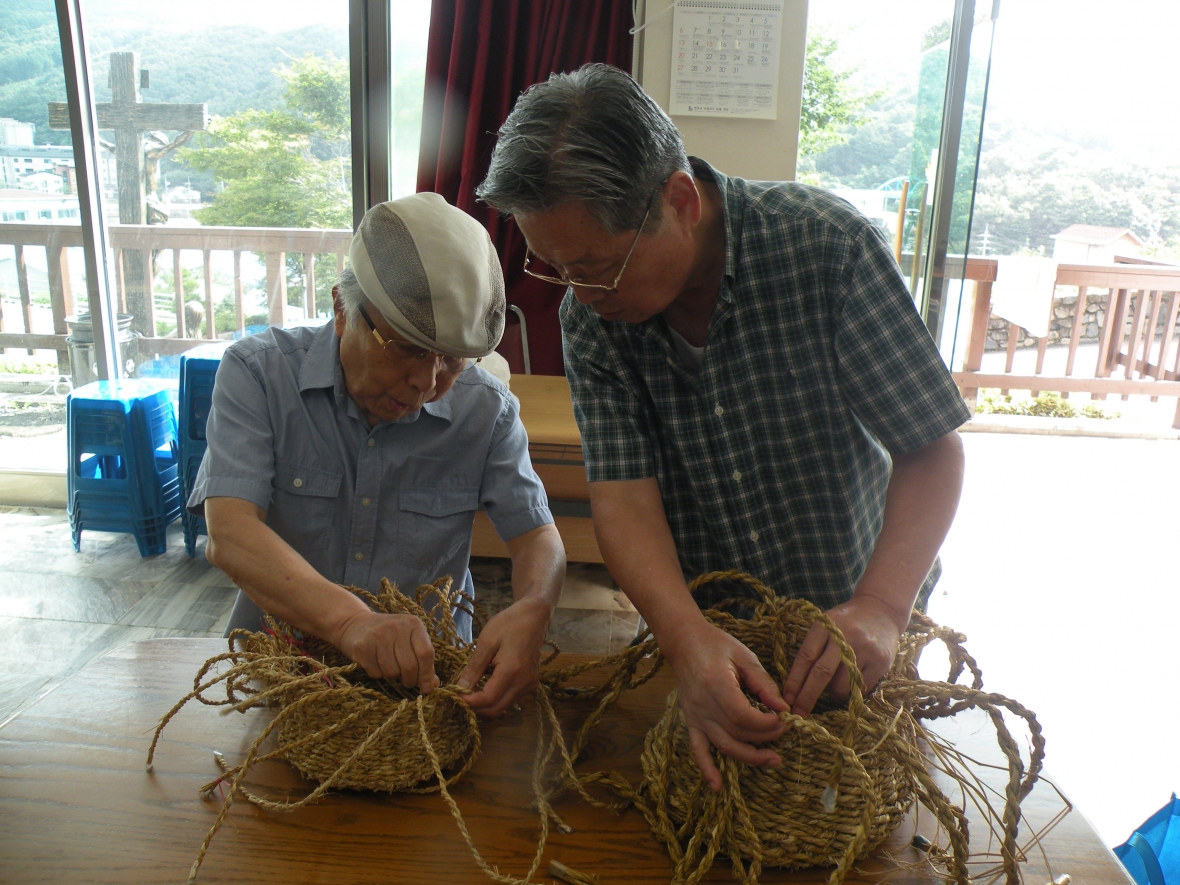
[81, 0, 353, 386]
[0, 0, 79, 472]
[391, 0, 432, 199]
[796, 1, 956, 302]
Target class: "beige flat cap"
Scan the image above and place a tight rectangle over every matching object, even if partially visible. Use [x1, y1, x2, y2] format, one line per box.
[349, 193, 506, 359]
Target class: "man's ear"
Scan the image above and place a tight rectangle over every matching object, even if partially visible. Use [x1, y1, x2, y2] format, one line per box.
[664, 170, 703, 230]
[331, 285, 347, 338]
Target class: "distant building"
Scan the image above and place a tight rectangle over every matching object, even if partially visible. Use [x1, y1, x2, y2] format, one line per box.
[1051, 224, 1143, 264]
[0, 189, 79, 223]
[0, 129, 116, 197]
[20, 171, 68, 194]
[829, 187, 902, 244]
[0, 118, 35, 147]
[161, 184, 204, 222]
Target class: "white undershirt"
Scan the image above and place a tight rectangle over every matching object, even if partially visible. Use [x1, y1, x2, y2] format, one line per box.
[668, 326, 705, 370]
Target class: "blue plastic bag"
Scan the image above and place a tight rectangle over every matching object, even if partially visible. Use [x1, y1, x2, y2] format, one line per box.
[1115, 794, 1180, 885]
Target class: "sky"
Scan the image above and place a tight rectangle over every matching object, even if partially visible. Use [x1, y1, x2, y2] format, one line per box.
[808, 0, 1180, 165]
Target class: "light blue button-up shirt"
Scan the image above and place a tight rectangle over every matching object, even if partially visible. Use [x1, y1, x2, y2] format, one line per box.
[189, 321, 552, 636]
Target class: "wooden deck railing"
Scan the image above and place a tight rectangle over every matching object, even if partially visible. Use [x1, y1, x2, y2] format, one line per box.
[0, 221, 350, 360]
[953, 259, 1180, 427]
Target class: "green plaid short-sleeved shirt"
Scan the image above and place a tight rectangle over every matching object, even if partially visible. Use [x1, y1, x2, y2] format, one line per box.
[560, 159, 971, 611]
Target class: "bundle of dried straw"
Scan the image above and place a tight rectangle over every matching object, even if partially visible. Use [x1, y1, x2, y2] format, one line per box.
[147, 577, 570, 885]
[539, 571, 1052, 885]
[149, 571, 1055, 885]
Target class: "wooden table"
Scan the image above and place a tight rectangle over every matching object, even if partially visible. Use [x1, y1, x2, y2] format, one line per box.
[0, 639, 1132, 884]
[473, 374, 602, 563]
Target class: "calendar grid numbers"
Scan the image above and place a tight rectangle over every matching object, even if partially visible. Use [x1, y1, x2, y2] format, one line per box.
[670, 1, 783, 119]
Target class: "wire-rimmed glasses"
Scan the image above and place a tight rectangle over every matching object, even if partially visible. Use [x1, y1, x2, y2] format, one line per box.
[522, 199, 655, 292]
[357, 304, 471, 373]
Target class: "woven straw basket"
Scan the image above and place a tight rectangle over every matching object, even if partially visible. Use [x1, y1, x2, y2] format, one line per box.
[546, 570, 1046, 885]
[640, 596, 916, 871]
[231, 624, 477, 792]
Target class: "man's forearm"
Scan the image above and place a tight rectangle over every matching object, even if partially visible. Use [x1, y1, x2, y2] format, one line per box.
[204, 496, 370, 644]
[504, 523, 566, 614]
[851, 431, 965, 629]
[588, 478, 707, 654]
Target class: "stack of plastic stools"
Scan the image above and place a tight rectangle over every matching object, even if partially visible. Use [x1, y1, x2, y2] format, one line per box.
[67, 379, 183, 557]
[178, 341, 229, 557]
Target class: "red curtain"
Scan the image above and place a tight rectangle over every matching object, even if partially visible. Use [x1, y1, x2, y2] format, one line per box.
[417, 0, 634, 376]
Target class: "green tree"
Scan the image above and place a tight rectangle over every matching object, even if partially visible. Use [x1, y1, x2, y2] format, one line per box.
[797, 33, 881, 158]
[183, 53, 351, 230]
[0, 0, 71, 145]
[182, 54, 351, 322]
[969, 130, 1180, 254]
[811, 87, 917, 188]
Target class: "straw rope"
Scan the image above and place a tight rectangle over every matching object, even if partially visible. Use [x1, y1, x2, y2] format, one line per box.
[147, 577, 572, 885]
[148, 570, 1053, 885]
[537, 570, 1049, 885]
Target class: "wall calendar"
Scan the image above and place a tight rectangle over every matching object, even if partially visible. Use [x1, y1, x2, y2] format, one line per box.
[669, 1, 784, 120]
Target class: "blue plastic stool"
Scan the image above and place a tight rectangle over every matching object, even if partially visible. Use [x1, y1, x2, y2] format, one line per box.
[178, 342, 230, 557]
[67, 379, 182, 557]
[1116, 794, 1180, 885]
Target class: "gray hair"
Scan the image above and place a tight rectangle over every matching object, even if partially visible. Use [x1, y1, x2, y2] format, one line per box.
[476, 64, 690, 235]
[335, 265, 365, 326]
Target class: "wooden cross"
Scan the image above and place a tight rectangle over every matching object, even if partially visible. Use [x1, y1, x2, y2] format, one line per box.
[50, 51, 208, 225]
[49, 52, 209, 335]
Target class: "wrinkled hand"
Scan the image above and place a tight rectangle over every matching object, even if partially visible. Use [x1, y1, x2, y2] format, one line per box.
[663, 619, 789, 792]
[782, 595, 903, 717]
[335, 610, 439, 694]
[455, 596, 551, 717]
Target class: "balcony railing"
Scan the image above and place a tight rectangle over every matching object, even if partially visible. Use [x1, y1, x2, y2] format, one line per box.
[5, 222, 1180, 428]
[0, 221, 350, 361]
[953, 259, 1180, 427]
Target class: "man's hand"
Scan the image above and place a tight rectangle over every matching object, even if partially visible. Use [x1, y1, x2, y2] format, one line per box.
[663, 619, 790, 792]
[454, 596, 551, 717]
[334, 610, 440, 694]
[781, 595, 903, 717]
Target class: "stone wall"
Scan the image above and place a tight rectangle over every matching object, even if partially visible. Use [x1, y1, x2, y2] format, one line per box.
[984, 291, 1178, 351]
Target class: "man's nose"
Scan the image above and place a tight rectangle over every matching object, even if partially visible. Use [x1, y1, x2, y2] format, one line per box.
[406, 357, 441, 393]
[570, 284, 606, 306]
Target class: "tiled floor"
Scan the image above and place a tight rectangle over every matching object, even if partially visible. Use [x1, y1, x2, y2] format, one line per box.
[0, 506, 635, 726]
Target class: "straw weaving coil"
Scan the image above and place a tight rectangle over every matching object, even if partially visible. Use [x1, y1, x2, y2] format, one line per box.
[147, 576, 569, 885]
[540, 571, 1050, 885]
[149, 570, 1053, 885]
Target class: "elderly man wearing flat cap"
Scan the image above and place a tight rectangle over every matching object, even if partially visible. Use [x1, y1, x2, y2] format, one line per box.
[190, 193, 565, 716]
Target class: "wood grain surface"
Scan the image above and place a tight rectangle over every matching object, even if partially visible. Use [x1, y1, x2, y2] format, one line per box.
[0, 639, 1131, 885]
[510, 375, 583, 449]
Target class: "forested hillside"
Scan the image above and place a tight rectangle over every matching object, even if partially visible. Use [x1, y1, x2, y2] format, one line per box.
[0, 0, 347, 145]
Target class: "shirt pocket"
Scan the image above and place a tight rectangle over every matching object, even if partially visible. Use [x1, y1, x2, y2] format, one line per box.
[396, 487, 479, 570]
[269, 458, 343, 551]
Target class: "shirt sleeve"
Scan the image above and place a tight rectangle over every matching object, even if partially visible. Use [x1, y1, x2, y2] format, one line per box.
[560, 293, 658, 483]
[187, 346, 278, 515]
[833, 221, 972, 455]
[478, 390, 554, 542]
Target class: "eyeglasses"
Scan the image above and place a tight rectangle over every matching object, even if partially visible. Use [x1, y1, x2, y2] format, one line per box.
[522, 195, 656, 292]
[357, 304, 471, 374]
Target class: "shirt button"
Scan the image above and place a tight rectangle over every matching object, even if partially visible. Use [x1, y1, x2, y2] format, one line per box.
[749, 530, 759, 542]
[732, 470, 742, 481]
[292, 478, 303, 488]
[367, 438, 375, 447]
[666, 356, 675, 367]
[714, 405, 724, 417]
[361, 498, 371, 507]
[354, 552, 364, 561]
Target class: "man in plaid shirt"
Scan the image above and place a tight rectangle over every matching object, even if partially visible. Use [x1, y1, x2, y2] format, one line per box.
[478, 65, 969, 791]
